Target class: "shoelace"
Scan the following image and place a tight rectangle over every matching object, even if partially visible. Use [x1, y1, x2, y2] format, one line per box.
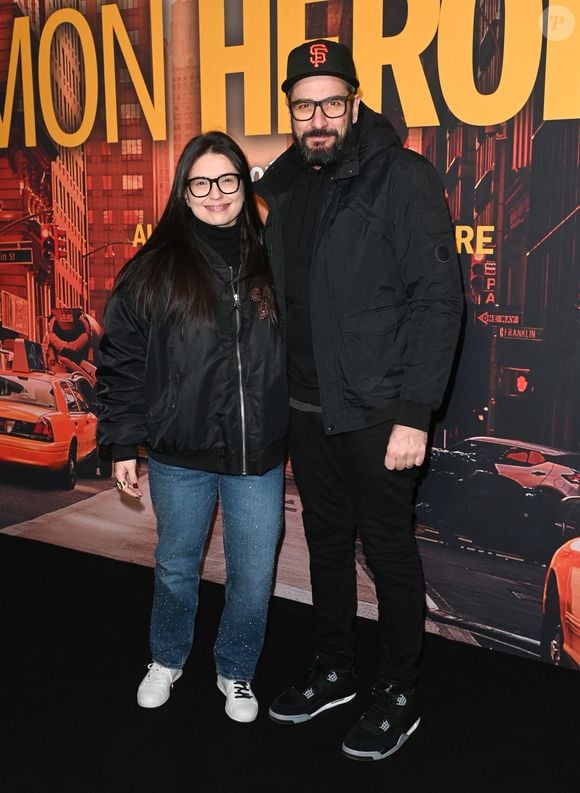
[145, 663, 174, 687]
[232, 680, 252, 699]
[363, 685, 404, 725]
[295, 660, 338, 693]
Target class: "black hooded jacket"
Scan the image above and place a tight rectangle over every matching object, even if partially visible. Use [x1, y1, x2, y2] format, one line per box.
[256, 103, 463, 434]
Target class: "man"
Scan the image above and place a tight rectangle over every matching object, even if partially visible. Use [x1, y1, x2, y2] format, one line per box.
[256, 40, 463, 761]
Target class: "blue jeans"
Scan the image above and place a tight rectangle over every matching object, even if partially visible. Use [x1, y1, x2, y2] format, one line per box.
[147, 457, 284, 680]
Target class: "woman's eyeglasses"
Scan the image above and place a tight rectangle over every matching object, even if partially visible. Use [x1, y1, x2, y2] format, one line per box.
[186, 173, 242, 198]
[288, 95, 354, 122]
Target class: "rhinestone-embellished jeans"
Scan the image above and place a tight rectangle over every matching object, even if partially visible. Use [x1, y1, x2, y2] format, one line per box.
[147, 457, 284, 679]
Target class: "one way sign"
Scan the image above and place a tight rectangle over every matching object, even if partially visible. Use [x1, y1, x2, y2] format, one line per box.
[475, 310, 523, 327]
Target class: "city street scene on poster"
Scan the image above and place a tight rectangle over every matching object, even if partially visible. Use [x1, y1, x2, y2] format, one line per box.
[1, 0, 578, 671]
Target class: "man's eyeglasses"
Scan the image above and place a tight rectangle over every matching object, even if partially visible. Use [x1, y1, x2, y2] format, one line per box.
[288, 94, 354, 122]
[186, 173, 242, 198]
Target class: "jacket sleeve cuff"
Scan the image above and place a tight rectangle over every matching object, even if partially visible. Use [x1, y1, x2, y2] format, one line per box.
[395, 400, 433, 432]
[111, 444, 139, 462]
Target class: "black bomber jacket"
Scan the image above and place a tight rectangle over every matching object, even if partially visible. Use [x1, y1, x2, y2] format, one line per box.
[256, 103, 464, 435]
[96, 244, 288, 476]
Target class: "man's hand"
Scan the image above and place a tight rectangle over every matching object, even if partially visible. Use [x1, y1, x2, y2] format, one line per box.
[384, 424, 428, 471]
[113, 459, 143, 498]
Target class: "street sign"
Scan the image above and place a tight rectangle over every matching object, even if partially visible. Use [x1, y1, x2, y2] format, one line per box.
[475, 309, 523, 327]
[0, 247, 33, 264]
[498, 326, 544, 341]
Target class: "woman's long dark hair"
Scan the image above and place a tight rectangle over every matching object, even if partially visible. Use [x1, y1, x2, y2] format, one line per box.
[112, 131, 272, 326]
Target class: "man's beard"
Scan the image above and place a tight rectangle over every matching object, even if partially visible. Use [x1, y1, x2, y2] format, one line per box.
[292, 119, 352, 167]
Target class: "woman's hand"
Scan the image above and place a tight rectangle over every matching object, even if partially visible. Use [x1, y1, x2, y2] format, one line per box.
[113, 459, 143, 498]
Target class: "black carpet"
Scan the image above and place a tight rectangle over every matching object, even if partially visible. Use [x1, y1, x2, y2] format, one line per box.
[1, 533, 578, 793]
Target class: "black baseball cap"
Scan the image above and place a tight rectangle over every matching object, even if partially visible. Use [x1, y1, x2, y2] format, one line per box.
[281, 39, 359, 94]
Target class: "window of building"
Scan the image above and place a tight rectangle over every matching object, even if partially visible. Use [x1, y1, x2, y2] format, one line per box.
[120, 103, 142, 123]
[127, 30, 140, 46]
[123, 208, 144, 225]
[101, 141, 112, 159]
[102, 175, 113, 193]
[103, 209, 113, 225]
[122, 175, 143, 192]
[121, 138, 143, 159]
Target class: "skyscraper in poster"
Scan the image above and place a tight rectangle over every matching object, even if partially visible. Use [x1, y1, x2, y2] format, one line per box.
[84, 0, 162, 327]
[170, 0, 201, 166]
[0, 0, 87, 345]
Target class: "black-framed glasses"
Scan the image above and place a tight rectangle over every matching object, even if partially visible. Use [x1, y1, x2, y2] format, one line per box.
[186, 173, 242, 198]
[288, 94, 354, 121]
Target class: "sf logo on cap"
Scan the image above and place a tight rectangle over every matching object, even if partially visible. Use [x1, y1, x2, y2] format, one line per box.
[309, 42, 328, 68]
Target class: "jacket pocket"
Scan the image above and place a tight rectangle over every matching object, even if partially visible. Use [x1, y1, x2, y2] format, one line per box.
[341, 305, 409, 400]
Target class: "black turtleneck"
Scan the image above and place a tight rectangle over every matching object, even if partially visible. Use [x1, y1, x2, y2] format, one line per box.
[191, 214, 242, 275]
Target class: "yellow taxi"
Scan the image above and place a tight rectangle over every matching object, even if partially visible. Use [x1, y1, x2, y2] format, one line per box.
[0, 339, 97, 488]
[541, 497, 580, 668]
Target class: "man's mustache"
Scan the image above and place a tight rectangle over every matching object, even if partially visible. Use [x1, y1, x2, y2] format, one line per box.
[302, 128, 339, 139]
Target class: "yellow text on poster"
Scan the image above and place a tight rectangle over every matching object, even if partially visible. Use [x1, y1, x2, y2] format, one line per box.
[199, 0, 580, 133]
[0, 0, 166, 148]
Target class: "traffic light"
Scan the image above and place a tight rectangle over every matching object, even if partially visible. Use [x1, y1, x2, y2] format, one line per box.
[54, 226, 67, 262]
[40, 224, 54, 262]
[499, 367, 534, 398]
[469, 253, 497, 305]
[469, 256, 485, 297]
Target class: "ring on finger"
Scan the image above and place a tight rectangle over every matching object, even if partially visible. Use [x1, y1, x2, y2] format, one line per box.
[116, 480, 127, 491]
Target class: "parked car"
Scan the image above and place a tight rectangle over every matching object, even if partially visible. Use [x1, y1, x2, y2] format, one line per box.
[541, 498, 580, 667]
[0, 364, 97, 489]
[417, 436, 580, 559]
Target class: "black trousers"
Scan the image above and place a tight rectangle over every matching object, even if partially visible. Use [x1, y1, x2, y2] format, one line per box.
[289, 408, 425, 687]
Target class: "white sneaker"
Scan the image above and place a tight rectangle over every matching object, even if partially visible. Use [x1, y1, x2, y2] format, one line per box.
[137, 662, 182, 708]
[217, 674, 259, 723]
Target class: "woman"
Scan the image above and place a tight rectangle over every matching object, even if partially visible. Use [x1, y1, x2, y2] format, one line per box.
[97, 132, 287, 723]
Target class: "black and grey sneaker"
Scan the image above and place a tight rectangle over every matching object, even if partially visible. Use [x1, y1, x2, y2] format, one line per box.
[268, 660, 356, 724]
[342, 683, 420, 761]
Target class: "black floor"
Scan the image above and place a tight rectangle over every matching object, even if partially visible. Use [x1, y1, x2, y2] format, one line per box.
[1, 533, 578, 793]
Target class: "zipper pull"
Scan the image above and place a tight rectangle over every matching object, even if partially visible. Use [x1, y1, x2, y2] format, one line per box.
[229, 265, 241, 308]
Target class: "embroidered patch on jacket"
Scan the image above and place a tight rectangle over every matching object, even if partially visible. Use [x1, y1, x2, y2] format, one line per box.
[250, 287, 272, 320]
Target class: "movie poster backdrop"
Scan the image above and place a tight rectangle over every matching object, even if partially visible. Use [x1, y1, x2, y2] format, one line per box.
[1, 0, 579, 669]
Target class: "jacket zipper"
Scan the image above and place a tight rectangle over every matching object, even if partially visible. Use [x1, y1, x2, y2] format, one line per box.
[229, 265, 247, 474]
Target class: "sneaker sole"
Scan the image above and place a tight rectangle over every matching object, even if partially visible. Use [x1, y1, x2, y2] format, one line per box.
[341, 717, 421, 761]
[268, 692, 357, 724]
[137, 669, 183, 709]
